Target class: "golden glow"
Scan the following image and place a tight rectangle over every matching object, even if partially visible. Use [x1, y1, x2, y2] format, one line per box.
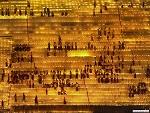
[67, 51, 90, 57]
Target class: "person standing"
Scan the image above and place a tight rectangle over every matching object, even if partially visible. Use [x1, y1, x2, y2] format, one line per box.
[104, 27, 106, 36]
[91, 34, 94, 41]
[14, 94, 17, 102]
[19, 7, 22, 16]
[35, 95, 38, 105]
[93, 8, 95, 17]
[112, 30, 115, 39]
[94, 0, 96, 8]
[100, 4, 102, 14]
[1, 100, 4, 109]
[27, 1, 30, 8]
[1, 8, 4, 16]
[25, 7, 27, 15]
[51, 11, 54, 17]
[48, 42, 50, 51]
[134, 70, 136, 78]
[75, 69, 78, 79]
[47, 8, 50, 17]
[69, 71, 72, 79]
[46, 88, 48, 95]
[63, 97, 66, 104]
[22, 93, 26, 102]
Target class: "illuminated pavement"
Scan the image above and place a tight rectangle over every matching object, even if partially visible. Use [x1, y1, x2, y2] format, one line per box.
[0, 0, 150, 112]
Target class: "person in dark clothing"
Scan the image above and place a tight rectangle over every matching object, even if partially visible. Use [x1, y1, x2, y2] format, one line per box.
[51, 11, 54, 17]
[75, 82, 79, 91]
[104, 2, 107, 10]
[93, 8, 95, 17]
[94, 0, 96, 8]
[69, 71, 72, 79]
[1, 72, 5, 82]
[142, 2, 145, 8]
[104, 27, 106, 36]
[30, 9, 34, 16]
[5, 8, 8, 15]
[47, 8, 50, 17]
[46, 88, 48, 95]
[134, 70, 136, 78]
[1, 8, 4, 16]
[31, 74, 34, 81]
[1, 100, 4, 109]
[44, 7, 47, 16]
[132, 57, 135, 66]
[14, 94, 17, 102]
[75, 69, 78, 79]
[63, 97, 66, 104]
[25, 7, 27, 15]
[5, 59, 8, 67]
[32, 82, 34, 88]
[14, 5, 17, 15]
[35, 95, 38, 105]
[22, 93, 26, 102]
[27, 1, 30, 8]
[48, 42, 50, 51]
[19, 7, 22, 16]
[100, 5, 102, 14]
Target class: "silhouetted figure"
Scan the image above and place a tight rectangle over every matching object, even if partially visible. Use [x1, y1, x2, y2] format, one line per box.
[112, 30, 115, 39]
[91, 34, 94, 41]
[134, 70, 136, 78]
[22, 93, 26, 102]
[44, 7, 47, 16]
[25, 7, 27, 15]
[35, 95, 38, 105]
[47, 8, 50, 17]
[5, 8, 8, 15]
[104, 2, 107, 10]
[1, 8, 4, 16]
[14, 94, 17, 102]
[27, 1, 30, 8]
[94, 0, 96, 8]
[32, 82, 34, 88]
[142, 2, 145, 8]
[63, 97, 66, 104]
[30, 9, 34, 16]
[104, 27, 106, 36]
[48, 42, 50, 51]
[100, 5, 102, 13]
[19, 7, 22, 15]
[46, 88, 48, 95]
[76, 82, 79, 91]
[8, 8, 10, 16]
[14, 5, 17, 15]
[1, 100, 4, 109]
[51, 11, 54, 17]
[93, 8, 95, 16]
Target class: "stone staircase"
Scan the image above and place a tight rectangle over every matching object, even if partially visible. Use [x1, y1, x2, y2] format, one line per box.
[0, 0, 150, 112]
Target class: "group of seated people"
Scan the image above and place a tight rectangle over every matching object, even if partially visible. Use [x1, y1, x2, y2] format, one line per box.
[14, 44, 31, 52]
[42, 78, 80, 95]
[8, 72, 30, 84]
[129, 82, 147, 97]
[97, 74, 119, 83]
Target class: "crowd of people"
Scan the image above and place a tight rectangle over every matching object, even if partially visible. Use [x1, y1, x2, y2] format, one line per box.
[0, 1, 149, 109]
[129, 82, 147, 97]
[0, 1, 147, 17]
[46, 27, 118, 56]
[14, 44, 30, 52]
